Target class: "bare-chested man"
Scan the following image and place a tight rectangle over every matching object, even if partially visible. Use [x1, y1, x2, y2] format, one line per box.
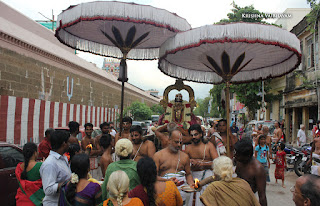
[309, 135, 320, 176]
[153, 129, 193, 204]
[235, 139, 267, 206]
[185, 124, 218, 206]
[115, 116, 132, 144]
[95, 122, 110, 152]
[211, 119, 238, 158]
[252, 124, 263, 144]
[99, 134, 113, 177]
[68, 121, 80, 145]
[130, 125, 156, 162]
[81, 123, 100, 156]
[274, 121, 284, 143]
[154, 122, 192, 149]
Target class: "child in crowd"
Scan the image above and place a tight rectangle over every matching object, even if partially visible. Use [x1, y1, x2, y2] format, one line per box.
[275, 142, 287, 188]
[255, 135, 270, 182]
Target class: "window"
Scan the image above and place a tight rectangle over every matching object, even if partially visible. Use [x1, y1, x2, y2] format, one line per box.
[298, 42, 303, 70]
[307, 36, 314, 68]
[0, 146, 24, 169]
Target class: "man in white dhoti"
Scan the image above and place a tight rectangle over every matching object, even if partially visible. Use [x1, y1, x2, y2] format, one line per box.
[185, 124, 219, 206]
[153, 129, 193, 205]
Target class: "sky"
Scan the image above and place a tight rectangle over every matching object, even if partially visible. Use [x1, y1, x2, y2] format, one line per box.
[2, 0, 311, 101]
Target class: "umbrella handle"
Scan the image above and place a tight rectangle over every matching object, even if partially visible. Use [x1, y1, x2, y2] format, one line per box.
[119, 58, 127, 136]
[226, 82, 230, 157]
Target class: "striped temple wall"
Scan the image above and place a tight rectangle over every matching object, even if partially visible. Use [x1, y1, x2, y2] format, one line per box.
[0, 95, 120, 146]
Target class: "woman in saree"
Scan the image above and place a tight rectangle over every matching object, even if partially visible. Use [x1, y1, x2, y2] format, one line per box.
[59, 153, 102, 206]
[128, 157, 182, 206]
[200, 156, 260, 206]
[15, 142, 45, 206]
[101, 139, 140, 200]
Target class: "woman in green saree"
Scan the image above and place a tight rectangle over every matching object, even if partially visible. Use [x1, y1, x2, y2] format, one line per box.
[15, 142, 45, 206]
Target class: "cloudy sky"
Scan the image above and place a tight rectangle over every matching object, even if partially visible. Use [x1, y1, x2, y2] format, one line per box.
[2, 0, 310, 100]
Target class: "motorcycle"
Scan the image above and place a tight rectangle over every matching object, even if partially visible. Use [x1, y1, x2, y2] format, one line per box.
[293, 144, 312, 176]
[286, 146, 297, 171]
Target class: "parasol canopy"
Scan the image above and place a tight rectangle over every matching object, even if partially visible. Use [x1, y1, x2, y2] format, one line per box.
[158, 22, 301, 156]
[55, 1, 191, 60]
[159, 22, 301, 84]
[55, 1, 191, 134]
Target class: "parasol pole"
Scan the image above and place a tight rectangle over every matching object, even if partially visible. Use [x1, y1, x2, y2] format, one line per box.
[119, 78, 125, 136]
[226, 81, 231, 157]
[119, 53, 128, 137]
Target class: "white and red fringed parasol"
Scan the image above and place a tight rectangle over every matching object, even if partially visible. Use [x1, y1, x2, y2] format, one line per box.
[159, 22, 301, 155]
[55, 1, 191, 133]
[55, 1, 191, 60]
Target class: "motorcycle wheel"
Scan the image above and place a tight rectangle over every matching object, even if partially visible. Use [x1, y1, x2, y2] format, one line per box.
[294, 158, 304, 177]
[303, 163, 311, 174]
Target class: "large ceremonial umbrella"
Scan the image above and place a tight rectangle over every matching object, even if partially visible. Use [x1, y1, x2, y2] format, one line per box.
[158, 22, 301, 155]
[55, 1, 191, 133]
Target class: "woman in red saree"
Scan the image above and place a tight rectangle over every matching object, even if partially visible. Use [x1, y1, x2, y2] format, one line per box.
[15, 142, 44, 206]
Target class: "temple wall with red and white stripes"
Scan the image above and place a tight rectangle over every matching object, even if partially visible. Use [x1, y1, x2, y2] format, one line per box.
[0, 95, 120, 145]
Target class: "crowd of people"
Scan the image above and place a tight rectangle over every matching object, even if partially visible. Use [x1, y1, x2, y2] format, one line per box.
[13, 117, 320, 206]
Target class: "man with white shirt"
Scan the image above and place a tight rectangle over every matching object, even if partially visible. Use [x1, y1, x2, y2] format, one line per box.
[108, 121, 117, 137]
[297, 124, 307, 147]
[40, 130, 71, 206]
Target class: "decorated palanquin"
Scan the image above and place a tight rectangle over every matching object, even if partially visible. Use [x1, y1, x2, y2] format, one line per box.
[159, 79, 197, 129]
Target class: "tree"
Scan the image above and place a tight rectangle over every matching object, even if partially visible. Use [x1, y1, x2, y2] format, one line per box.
[151, 104, 165, 115]
[210, 84, 226, 118]
[217, 2, 266, 23]
[193, 97, 212, 118]
[306, 0, 320, 32]
[210, 2, 279, 120]
[124, 101, 152, 121]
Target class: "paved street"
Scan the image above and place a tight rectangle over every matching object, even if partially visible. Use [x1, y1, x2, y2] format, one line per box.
[265, 163, 298, 206]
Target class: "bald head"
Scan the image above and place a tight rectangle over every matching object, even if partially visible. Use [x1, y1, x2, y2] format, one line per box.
[293, 175, 320, 206]
[169, 129, 182, 153]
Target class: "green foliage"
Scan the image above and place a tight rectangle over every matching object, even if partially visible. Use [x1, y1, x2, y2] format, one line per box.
[209, 84, 226, 118]
[306, 0, 320, 32]
[124, 101, 152, 121]
[193, 97, 212, 117]
[230, 82, 262, 119]
[217, 2, 265, 23]
[150, 104, 165, 115]
[216, 1, 280, 26]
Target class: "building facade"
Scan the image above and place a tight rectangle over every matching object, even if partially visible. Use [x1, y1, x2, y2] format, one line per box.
[283, 15, 319, 143]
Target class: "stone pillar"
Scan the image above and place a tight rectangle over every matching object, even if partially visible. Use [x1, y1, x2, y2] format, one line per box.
[266, 103, 271, 120]
[292, 108, 298, 144]
[302, 107, 309, 138]
[285, 108, 290, 142]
